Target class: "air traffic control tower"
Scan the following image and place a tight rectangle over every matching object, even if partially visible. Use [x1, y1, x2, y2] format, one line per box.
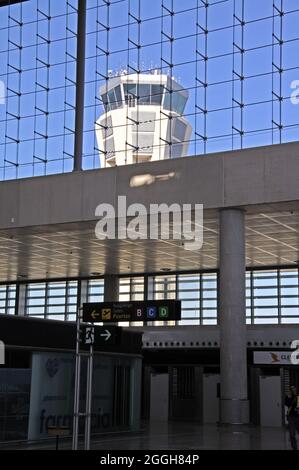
[96, 73, 192, 168]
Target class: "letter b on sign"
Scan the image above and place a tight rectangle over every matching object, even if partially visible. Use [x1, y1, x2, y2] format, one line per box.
[136, 308, 143, 318]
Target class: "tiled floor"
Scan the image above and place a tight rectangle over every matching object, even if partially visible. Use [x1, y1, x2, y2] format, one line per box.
[0, 422, 296, 450]
[90, 422, 293, 451]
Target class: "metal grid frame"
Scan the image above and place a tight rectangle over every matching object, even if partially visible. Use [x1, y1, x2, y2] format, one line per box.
[1, 1, 299, 176]
[0, 0, 77, 179]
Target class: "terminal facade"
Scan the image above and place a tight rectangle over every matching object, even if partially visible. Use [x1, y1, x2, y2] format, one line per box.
[0, 0, 299, 444]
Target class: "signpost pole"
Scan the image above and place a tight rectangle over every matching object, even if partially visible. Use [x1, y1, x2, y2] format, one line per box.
[76, 300, 181, 450]
[72, 307, 82, 450]
[84, 340, 93, 450]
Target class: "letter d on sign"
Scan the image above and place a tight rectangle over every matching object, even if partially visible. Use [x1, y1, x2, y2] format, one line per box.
[0, 341, 5, 365]
[291, 340, 299, 365]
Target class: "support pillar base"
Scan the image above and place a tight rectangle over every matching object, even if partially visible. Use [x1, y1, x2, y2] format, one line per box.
[220, 398, 249, 425]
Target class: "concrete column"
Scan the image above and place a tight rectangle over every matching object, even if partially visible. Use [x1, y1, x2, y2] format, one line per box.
[104, 275, 119, 302]
[79, 279, 88, 306]
[219, 208, 249, 424]
[16, 284, 26, 316]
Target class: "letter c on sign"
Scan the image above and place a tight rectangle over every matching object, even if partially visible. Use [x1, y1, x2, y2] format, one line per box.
[290, 340, 299, 365]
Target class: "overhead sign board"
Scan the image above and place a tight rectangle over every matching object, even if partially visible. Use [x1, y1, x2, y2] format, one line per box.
[254, 351, 297, 365]
[83, 300, 181, 323]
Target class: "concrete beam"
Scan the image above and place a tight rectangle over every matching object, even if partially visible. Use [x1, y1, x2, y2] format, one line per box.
[0, 142, 299, 230]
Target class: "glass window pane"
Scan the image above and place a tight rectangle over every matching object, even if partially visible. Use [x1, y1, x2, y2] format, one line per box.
[173, 91, 188, 114]
[254, 307, 279, 317]
[27, 306, 45, 315]
[47, 315, 65, 321]
[151, 85, 164, 105]
[281, 318, 299, 324]
[138, 84, 151, 104]
[101, 93, 109, 112]
[281, 297, 299, 306]
[114, 85, 123, 108]
[124, 83, 137, 105]
[0, 285, 16, 315]
[25, 280, 78, 320]
[202, 319, 217, 325]
[254, 298, 278, 307]
[254, 318, 279, 325]
[67, 314, 76, 322]
[87, 279, 104, 303]
[108, 89, 116, 110]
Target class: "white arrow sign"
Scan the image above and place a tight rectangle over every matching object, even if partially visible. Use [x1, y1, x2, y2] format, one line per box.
[100, 329, 112, 341]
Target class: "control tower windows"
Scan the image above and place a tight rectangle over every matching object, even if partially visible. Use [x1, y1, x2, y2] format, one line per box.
[124, 83, 164, 107]
[102, 85, 123, 112]
[164, 90, 188, 115]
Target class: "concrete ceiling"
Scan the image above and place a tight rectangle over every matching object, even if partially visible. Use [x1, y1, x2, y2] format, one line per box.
[0, 207, 298, 282]
[1, 142, 299, 282]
